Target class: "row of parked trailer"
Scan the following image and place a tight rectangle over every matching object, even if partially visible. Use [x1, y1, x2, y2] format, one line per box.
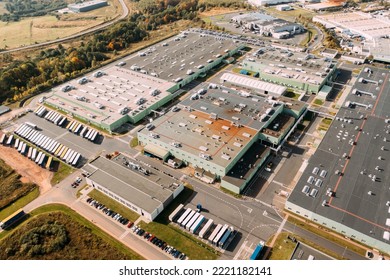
[169, 204, 235, 249]
[35, 106, 100, 142]
[1, 132, 54, 169]
[14, 123, 81, 167]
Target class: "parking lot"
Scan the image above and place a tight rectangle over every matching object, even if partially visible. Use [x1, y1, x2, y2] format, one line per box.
[8, 112, 136, 165]
[85, 196, 186, 260]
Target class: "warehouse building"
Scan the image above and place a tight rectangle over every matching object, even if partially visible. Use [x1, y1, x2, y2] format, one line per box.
[0, 105, 10, 116]
[138, 83, 307, 193]
[231, 12, 305, 39]
[242, 47, 337, 95]
[68, 0, 108, 13]
[286, 67, 390, 253]
[83, 155, 184, 221]
[45, 67, 177, 132]
[313, 12, 390, 41]
[44, 30, 243, 132]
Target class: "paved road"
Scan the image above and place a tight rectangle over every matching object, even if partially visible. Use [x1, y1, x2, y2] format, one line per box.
[284, 222, 366, 260]
[0, 0, 129, 54]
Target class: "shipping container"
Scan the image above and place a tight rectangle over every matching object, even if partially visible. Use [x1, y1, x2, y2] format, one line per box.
[169, 204, 184, 222]
[249, 241, 265, 260]
[14, 138, 20, 149]
[35, 151, 43, 163]
[208, 224, 222, 243]
[58, 117, 66, 127]
[38, 154, 46, 166]
[25, 122, 37, 129]
[181, 210, 196, 228]
[45, 156, 53, 170]
[213, 224, 228, 245]
[31, 148, 37, 161]
[72, 153, 81, 166]
[186, 212, 200, 230]
[27, 146, 32, 159]
[199, 219, 213, 239]
[0, 209, 25, 229]
[79, 126, 88, 138]
[6, 134, 13, 145]
[60, 147, 69, 160]
[0, 134, 6, 145]
[62, 148, 71, 161]
[190, 215, 205, 234]
[176, 208, 192, 226]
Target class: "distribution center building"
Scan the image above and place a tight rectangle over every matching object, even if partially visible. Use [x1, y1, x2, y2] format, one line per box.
[44, 30, 243, 132]
[138, 83, 307, 193]
[242, 47, 338, 95]
[68, 0, 108, 13]
[286, 67, 390, 253]
[83, 154, 184, 221]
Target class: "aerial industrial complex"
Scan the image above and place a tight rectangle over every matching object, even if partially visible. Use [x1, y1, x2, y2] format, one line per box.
[242, 47, 338, 96]
[138, 83, 307, 193]
[2, 0, 390, 262]
[44, 31, 243, 132]
[286, 66, 390, 253]
[83, 155, 184, 221]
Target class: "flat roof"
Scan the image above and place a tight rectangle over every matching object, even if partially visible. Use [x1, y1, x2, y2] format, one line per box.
[139, 107, 258, 169]
[0, 105, 10, 115]
[222, 142, 269, 187]
[46, 66, 175, 125]
[245, 47, 336, 85]
[180, 83, 283, 131]
[86, 155, 181, 213]
[220, 72, 287, 96]
[120, 30, 242, 82]
[314, 12, 390, 40]
[68, 0, 107, 8]
[288, 66, 390, 246]
[290, 242, 334, 260]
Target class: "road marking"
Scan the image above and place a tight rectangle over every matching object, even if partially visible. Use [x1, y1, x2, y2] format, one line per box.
[120, 230, 130, 240]
[116, 137, 129, 144]
[54, 131, 69, 140]
[233, 240, 247, 260]
[240, 204, 253, 214]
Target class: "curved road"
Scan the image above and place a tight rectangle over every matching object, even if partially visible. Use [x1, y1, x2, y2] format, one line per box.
[0, 0, 129, 55]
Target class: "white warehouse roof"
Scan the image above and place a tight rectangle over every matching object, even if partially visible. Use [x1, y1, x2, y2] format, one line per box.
[220, 72, 287, 96]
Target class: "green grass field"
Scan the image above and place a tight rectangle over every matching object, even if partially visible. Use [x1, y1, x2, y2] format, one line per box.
[313, 98, 324, 106]
[50, 161, 74, 185]
[0, 204, 143, 259]
[267, 232, 297, 260]
[0, 0, 120, 49]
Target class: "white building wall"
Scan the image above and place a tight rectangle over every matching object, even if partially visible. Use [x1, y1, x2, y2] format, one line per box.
[285, 201, 390, 254]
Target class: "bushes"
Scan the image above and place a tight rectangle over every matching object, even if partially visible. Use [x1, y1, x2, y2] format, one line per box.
[0, 159, 38, 210]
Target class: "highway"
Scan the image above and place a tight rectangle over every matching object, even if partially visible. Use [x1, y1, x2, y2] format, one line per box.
[0, 0, 129, 55]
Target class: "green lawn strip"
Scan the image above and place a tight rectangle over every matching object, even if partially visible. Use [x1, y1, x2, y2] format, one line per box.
[0, 204, 143, 259]
[130, 137, 138, 148]
[136, 185, 219, 259]
[51, 161, 74, 185]
[138, 220, 219, 260]
[220, 187, 242, 199]
[287, 215, 366, 256]
[321, 118, 332, 126]
[266, 232, 297, 260]
[88, 189, 140, 222]
[0, 188, 40, 221]
[76, 184, 89, 198]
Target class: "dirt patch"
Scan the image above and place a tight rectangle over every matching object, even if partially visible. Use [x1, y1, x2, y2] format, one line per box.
[0, 145, 53, 194]
[199, 7, 244, 17]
